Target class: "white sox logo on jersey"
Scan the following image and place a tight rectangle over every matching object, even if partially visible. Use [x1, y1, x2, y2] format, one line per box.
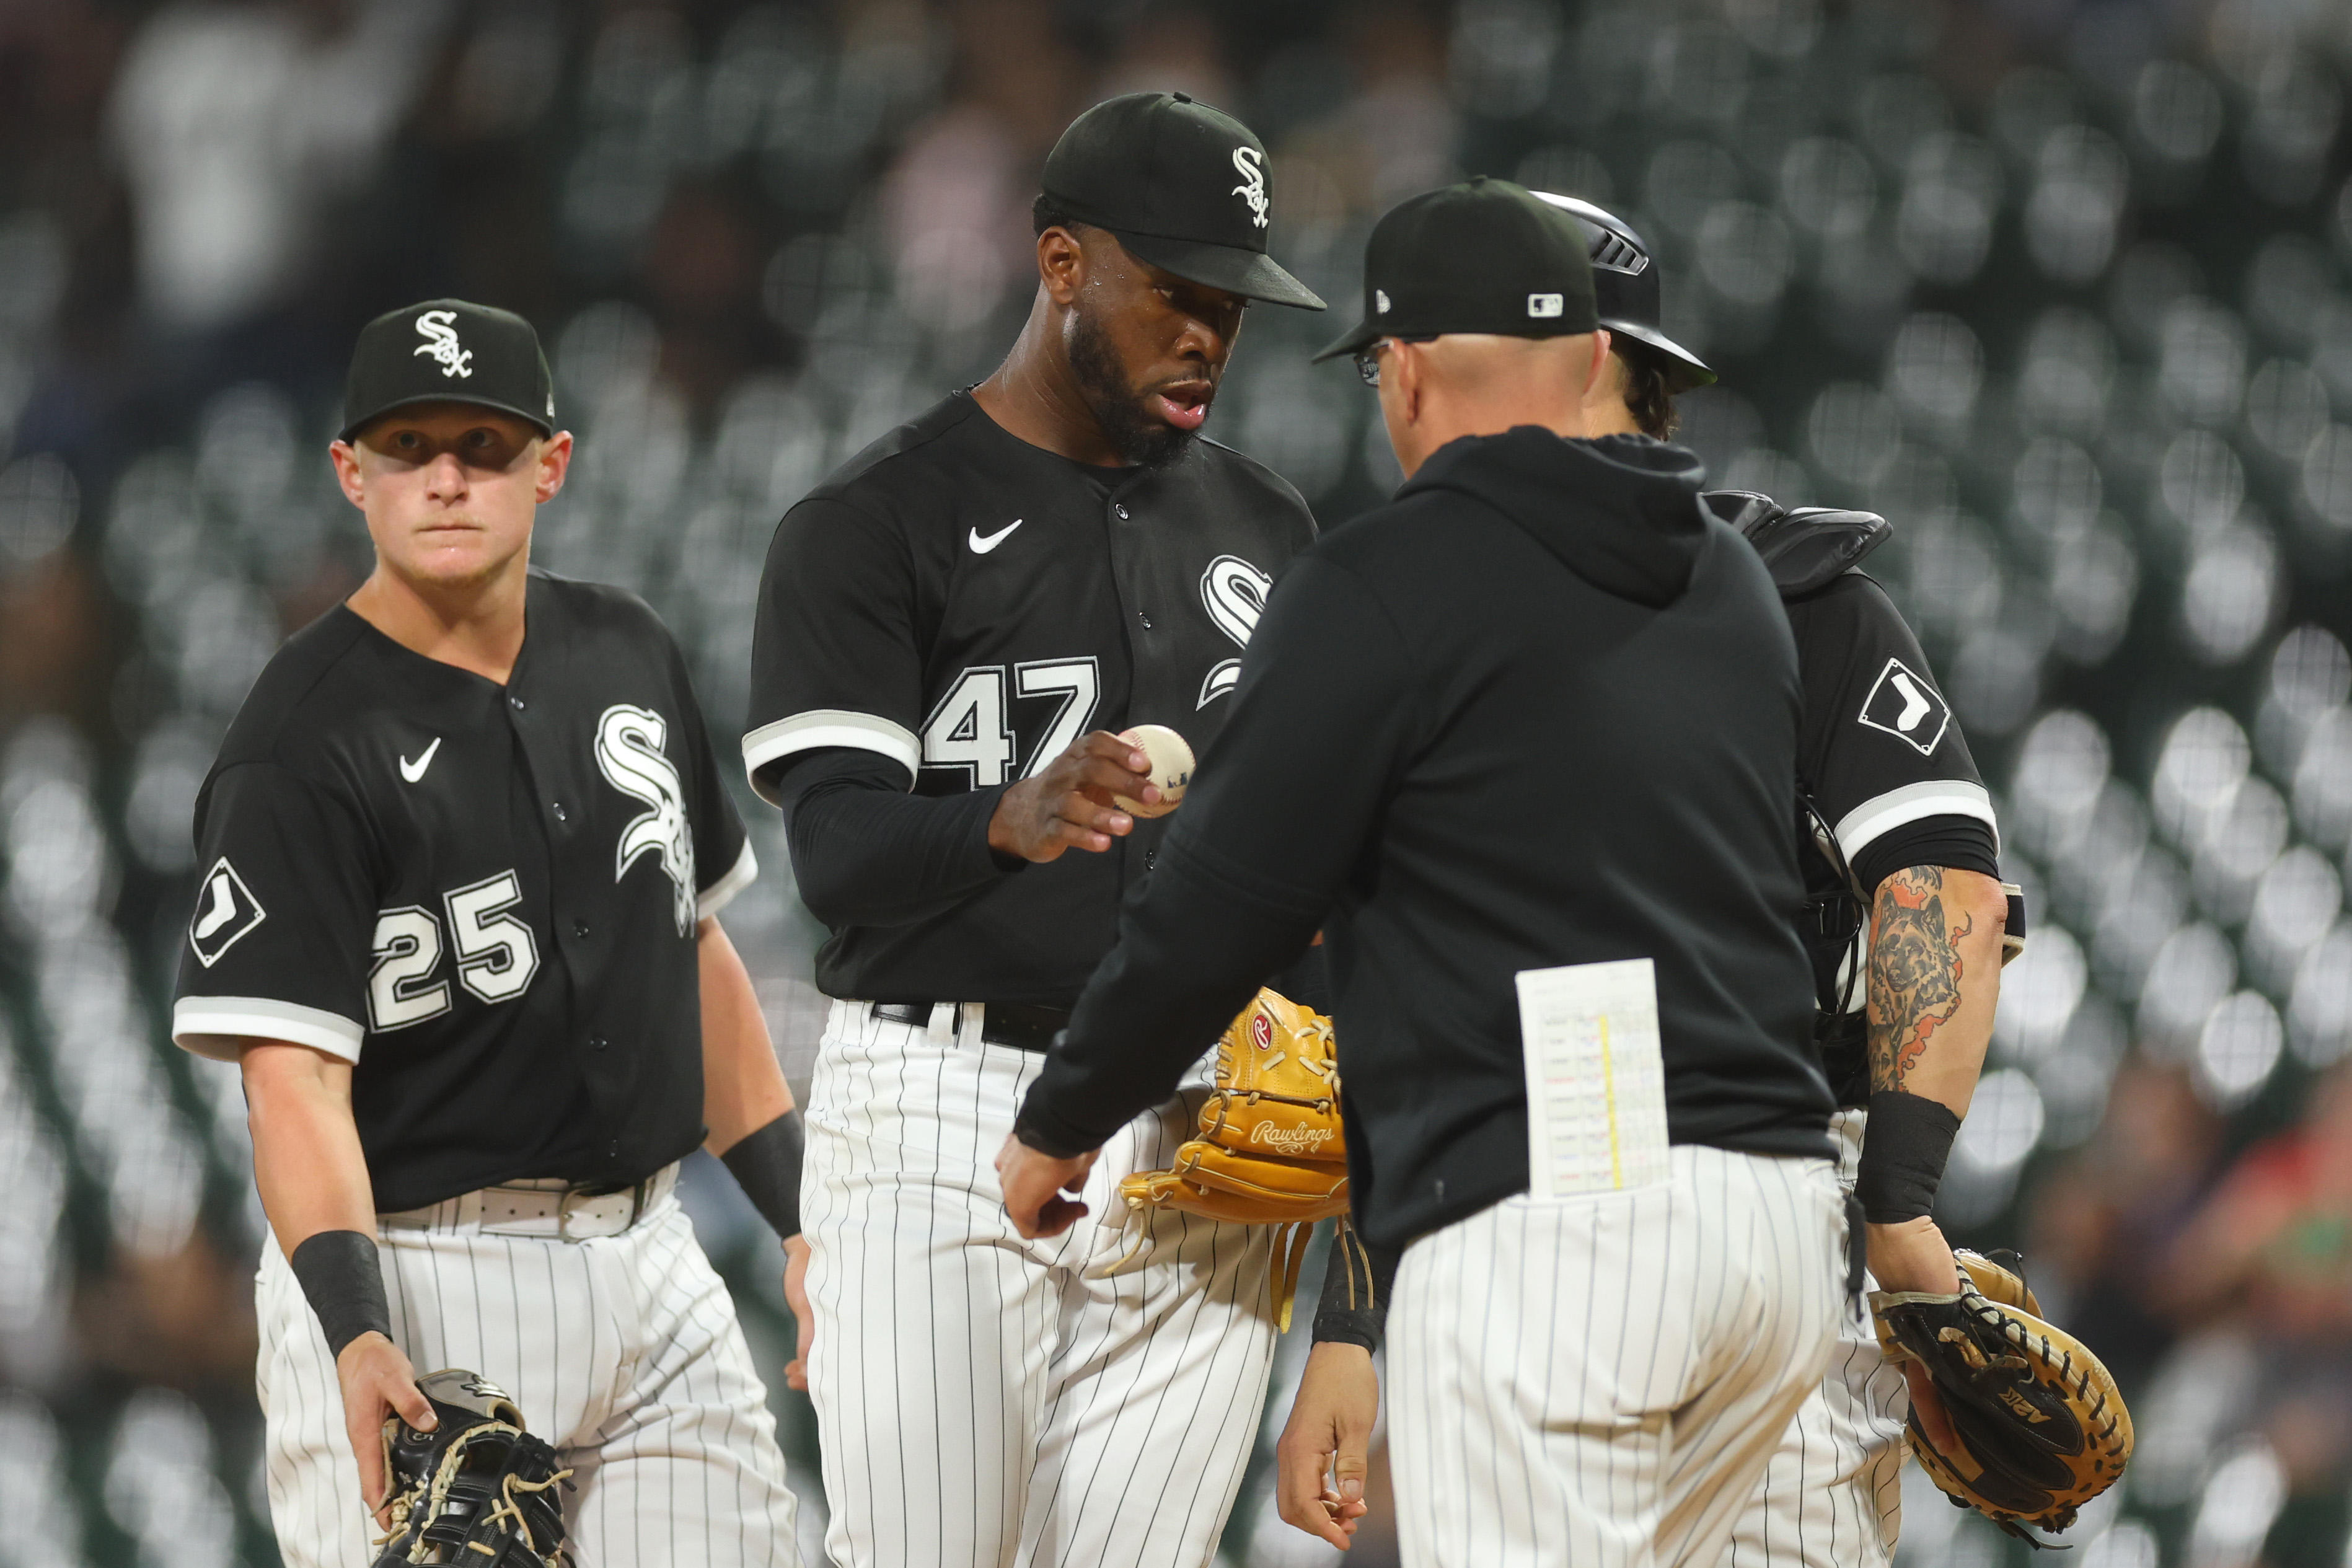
[596, 704, 697, 936]
[413, 310, 474, 379]
[188, 857, 265, 967]
[1230, 146, 1269, 229]
[1197, 554, 1273, 707]
[1856, 657, 1952, 756]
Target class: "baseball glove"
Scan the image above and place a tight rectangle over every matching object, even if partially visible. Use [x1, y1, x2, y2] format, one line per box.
[1871, 1253, 2132, 1541]
[1101, 988, 1350, 1328]
[372, 1368, 573, 1568]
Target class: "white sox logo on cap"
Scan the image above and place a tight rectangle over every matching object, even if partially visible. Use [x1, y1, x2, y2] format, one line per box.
[1230, 146, 1269, 229]
[413, 309, 474, 379]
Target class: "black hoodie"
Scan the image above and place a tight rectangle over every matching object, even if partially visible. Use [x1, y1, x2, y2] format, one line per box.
[1017, 428, 1833, 1248]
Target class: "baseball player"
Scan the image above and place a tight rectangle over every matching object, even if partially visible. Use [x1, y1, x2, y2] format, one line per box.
[170, 300, 806, 1568]
[1273, 198, 2014, 1562]
[741, 94, 1327, 1568]
[1001, 178, 1852, 1568]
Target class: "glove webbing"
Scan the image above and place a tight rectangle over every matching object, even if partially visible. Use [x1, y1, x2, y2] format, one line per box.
[376, 1421, 575, 1566]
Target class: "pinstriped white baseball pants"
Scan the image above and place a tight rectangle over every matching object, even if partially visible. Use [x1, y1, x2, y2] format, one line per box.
[801, 1000, 1280, 1568]
[1386, 1145, 1846, 1568]
[255, 1184, 801, 1568]
[1729, 1110, 1910, 1568]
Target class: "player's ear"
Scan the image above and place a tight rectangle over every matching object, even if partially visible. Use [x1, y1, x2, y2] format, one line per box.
[1038, 225, 1085, 306]
[533, 431, 575, 504]
[329, 439, 369, 510]
[1581, 330, 1611, 403]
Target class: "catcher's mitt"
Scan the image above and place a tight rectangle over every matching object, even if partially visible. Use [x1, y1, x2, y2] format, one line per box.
[372, 1369, 573, 1568]
[1871, 1253, 2132, 1541]
[1103, 988, 1349, 1328]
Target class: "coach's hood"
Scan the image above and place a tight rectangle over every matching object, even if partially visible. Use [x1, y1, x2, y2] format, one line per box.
[1401, 428, 1710, 607]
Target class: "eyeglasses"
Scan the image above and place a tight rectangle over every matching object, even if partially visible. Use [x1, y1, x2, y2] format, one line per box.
[1352, 337, 1432, 388]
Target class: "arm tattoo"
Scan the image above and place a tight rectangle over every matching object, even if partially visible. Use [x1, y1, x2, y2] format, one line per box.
[1867, 865, 1972, 1092]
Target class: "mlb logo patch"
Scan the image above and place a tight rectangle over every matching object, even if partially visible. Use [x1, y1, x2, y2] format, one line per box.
[188, 857, 266, 967]
[1857, 658, 1952, 756]
[1528, 293, 1564, 318]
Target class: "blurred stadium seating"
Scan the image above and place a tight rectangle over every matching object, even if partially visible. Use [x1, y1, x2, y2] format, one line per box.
[1, 1, 2350, 1564]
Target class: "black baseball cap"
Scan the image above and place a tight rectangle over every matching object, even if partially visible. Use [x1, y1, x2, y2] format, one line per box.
[1314, 178, 1601, 362]
[1041, 92, 1326, 311]
[339, 299, 557, 444]
[1530, 192, 1716, 390]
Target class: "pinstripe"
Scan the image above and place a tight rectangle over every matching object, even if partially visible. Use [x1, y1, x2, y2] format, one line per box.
[257, 1185, 795, 1568]
[1386, 1151, 1843, 1568]
[1729, 1109, 1905, 1568]
[805, 1008, 1274, 1567]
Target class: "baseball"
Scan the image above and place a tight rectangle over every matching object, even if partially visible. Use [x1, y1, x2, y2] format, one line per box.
[1114, 725, 1194, 817]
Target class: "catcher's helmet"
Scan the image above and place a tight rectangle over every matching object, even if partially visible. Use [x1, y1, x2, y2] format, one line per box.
[1529, 193, 1716, 390]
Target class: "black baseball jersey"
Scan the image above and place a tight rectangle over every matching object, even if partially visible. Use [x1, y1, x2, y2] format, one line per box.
[1787, 570, 1999, 1033]
[170, 572, 753, 1213]
[744, 389, 1318, 1006]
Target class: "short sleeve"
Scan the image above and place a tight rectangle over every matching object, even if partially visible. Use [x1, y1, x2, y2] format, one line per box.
[170, 762, 377, 1062]
[743, 495, 926, 803]
[1789, 575, 1998, 866]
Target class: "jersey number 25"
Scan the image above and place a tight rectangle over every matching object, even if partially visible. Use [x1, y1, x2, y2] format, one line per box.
[367, 870, 542, 1031]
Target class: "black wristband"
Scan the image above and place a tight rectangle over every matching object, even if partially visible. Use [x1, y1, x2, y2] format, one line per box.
[289, 1230, 393, 1358]
[1310, 1222, 1401, 1352]
[720, 1111, 806, 1241]
[1854, 1091, 1963, 1224]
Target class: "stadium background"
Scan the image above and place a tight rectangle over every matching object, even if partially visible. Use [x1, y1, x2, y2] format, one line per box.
[2, 0, 2350, 1564]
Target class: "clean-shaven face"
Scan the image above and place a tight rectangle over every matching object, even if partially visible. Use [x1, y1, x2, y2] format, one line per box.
[330, 403, 571, 591]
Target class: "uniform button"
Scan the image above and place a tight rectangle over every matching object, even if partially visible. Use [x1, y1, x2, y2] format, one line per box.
[508, 695, 526, 711]
[589, 1036, 607, 1052]
[1137, 610, 1153, 629]
[573, 920, 590, 938]
[1145, 848, 1158, 870]
[552, 801, 566, 821]
[607, 1140, 620, 1158]
[1114, 504, 1130, 519]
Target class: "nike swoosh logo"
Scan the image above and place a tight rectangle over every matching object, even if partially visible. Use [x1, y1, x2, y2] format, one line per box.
[969, 519, 1023, 554]
[399, 736, 443, 783]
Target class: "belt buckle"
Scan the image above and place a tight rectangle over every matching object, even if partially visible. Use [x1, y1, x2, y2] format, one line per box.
[557, 1185, 610, 1241]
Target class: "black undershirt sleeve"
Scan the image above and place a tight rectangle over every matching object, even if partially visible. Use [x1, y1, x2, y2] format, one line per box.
[1849, 816, 2001, 897]
[776, 748, 1023, 928]
[1016, 554, 1420, 1157]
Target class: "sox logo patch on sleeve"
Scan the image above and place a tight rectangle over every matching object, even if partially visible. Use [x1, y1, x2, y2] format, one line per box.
[188, 858, 266, 967]
[1856, 657, 1952, 757]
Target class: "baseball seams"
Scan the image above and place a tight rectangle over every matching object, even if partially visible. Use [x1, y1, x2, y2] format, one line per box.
[800, 1000, 1279, 1568]
[255, 1183, 799, 1568]
[1386, 1145, 1846, 1568]
[1728, 1108, 1910, 1568]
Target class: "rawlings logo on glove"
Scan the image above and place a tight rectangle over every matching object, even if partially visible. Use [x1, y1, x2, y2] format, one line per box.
[1101, 989, 1349, 1327]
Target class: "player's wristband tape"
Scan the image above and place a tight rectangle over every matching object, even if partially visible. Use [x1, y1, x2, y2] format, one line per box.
[720, 1110, 806, 1241]
[1853, 1090, 1962, 1224]
[289, 1229, 394, 1358]
[1310, 1223, 1401, 1352]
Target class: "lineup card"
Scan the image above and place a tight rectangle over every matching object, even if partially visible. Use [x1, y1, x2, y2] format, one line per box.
[1516, 958, 1672, 1197]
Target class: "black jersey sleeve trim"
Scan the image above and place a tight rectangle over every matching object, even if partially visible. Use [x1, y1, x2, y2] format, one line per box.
[695, 840, 759, 922]
[742, 710, 919, 803]
[172, 995, 364, 1062]
[1832, 779, 1999, 862]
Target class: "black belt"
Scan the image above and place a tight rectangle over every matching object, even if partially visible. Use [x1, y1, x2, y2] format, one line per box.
[868, 1002, 1070, 1052]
